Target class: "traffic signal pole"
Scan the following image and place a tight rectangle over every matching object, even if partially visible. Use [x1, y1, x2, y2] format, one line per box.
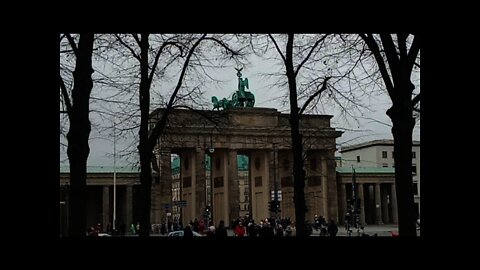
[273, 143, 278, 220]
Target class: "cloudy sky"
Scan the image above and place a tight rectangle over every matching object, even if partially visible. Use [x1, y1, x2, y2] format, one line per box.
[60, 35, 420, 167]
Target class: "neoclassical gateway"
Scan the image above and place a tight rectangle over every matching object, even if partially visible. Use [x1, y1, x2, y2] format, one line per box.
[60, 71, 401, 234]
[150, 106, 342, 227]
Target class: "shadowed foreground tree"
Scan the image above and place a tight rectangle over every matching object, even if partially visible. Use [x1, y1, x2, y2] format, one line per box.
[266, 33, 332, 236]
[116, 33, 246, 236]
[59, 33, 94, 236]
[359, 33, 420, 236]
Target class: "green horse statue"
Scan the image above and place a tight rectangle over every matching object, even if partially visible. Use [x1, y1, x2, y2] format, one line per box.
[212, 96, 233, 110]
[211, 67, 256, 110]
[232, 91, 255, 107]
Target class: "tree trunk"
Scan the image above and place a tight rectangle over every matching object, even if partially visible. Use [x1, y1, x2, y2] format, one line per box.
[285, 34, 307, 236]
[387, 81, 417, 237]
[138, 34, 153, 237]
[66, 33, 94, 236]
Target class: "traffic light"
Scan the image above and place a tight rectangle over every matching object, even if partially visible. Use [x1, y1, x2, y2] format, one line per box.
[269, 200, 281, 212]
[204, 206, 211, 218]
[275, 201, 281, 212]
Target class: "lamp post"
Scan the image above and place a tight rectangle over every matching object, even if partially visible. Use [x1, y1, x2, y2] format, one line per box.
[273, 143, 278, 220]
[113, 121, 117, 231]
[60, 182, 69, 236]
[351, 165, 360, 236]
[208, 135, 214, 226]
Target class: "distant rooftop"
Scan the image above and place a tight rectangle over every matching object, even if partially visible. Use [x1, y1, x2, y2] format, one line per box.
[336, 167, 395, 174]
[60, 166, 140, 174]
[340, 139, 420, 153]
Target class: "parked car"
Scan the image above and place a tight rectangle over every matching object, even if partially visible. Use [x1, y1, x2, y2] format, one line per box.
[167, 230, 203, 237]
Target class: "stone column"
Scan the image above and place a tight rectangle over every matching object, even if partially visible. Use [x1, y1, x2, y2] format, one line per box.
[325, 149, 338, 222]
[228, 150, 239, 225]
[195, 148, 206, 223]
[321, 156, 329, 219]
[358, 183, 365, 225]
[375, 183, 383, 225]
[126, 185, 133, 230]
[391, 183, 398, 224]
[381, 184, 389, 224]
[250, 151, 269, 223]
[158, 149, 172, 226]
[340, 183, 347, 224]
[102, 186, 110, 231]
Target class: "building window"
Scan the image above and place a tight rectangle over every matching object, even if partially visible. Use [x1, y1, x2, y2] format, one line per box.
[412, 152, 416, 159]
[255, 158, 261, 170]
[413, 182, 418, 195]
[281, 176, 293, 187]
[215, 157, 221, 170]
[310, 157, 317, 171]
[307, 176, 321, 186]
[283, 159, 289, 170]
[412, 164, 417, 175]
[392, 151, 394, 159]
[382, 151, 388, 158]
[382, 163, 388, 168]
[182, 176, 192, 188]
[214, 176, 224, 188]
[255, 176, 262, 187]
[357, 156, 360, 162]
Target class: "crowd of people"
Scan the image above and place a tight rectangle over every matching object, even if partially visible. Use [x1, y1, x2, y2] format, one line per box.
[84, 214, 341, 237]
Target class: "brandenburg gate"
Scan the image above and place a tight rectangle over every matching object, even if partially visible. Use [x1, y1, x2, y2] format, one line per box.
[149, 69, 341, 227]
[150, 107, 342, 227]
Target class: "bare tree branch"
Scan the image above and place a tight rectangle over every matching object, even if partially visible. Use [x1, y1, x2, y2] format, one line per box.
[115, 34, 141, 61]
[148, 34, 208, 149]
[299, 76, 331, 116]
[203, 37, 244, 58]
[149, 41, 184, 87]
[406, 35, 420, 76]
[412, 92, 421, 106]
[398, 33, 408, 59]
[294, 35, 329, 77]
[268, 34, 286, 63]
[59, 74, 72, 119]
[66, 34, 78, 57]
[132, 33, 141, 47]
[379, 34, 400, 80]
[360, 33, 395, 95]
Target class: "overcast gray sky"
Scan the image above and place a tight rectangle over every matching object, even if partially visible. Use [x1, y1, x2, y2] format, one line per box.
[60, 35, 420, 167]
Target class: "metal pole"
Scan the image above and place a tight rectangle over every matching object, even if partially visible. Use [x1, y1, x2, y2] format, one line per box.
[209, 132, 214, 225]
[351, 165, 360, 236]
[113, 121, 117, 231]
[273, 143, 278, 220]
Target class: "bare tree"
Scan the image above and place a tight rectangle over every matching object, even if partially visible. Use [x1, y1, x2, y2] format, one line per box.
[261, 34, 334, 236]
[358, 33, 420, 236]
[114, 33, 246, 236]
[59, 33, 94, 236]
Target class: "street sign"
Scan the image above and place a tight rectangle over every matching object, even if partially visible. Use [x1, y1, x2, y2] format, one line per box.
[173, 200, 187, 207]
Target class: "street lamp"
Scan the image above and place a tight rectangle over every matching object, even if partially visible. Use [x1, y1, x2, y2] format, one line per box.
[60, 182, 69, 236]
[273, 143, 279, 220]
[113, 121, 117, 231]
[207, 131, 214, 226]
